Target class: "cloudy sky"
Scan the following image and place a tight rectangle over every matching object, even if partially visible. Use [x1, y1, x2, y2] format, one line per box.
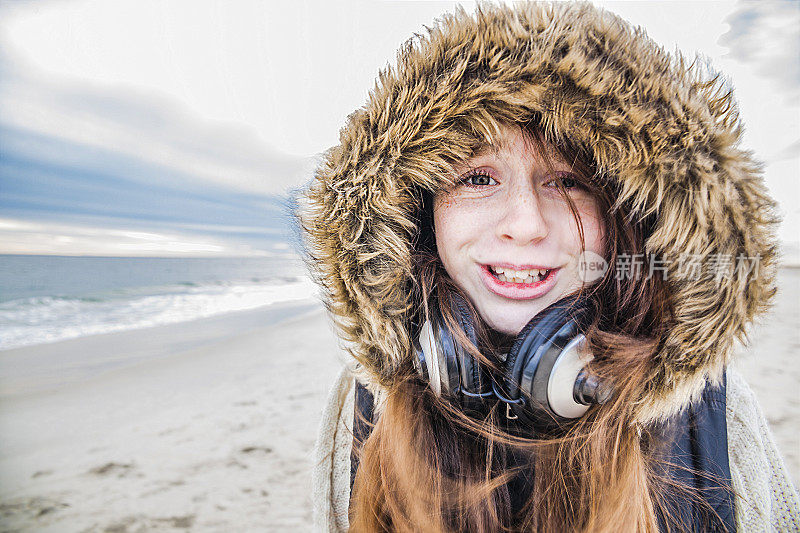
[0, 0, 797, 256]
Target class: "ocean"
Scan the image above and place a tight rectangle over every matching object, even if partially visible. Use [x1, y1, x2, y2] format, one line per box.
[0, 254, 315, 351]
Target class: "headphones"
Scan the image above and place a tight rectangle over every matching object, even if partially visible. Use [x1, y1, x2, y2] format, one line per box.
[413, 292, 612, 432]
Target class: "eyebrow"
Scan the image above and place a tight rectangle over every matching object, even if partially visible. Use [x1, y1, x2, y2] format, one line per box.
[470, 140, 505, 159]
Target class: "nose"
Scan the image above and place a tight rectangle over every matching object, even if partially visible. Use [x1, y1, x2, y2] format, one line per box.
[495, 186, 549, 244]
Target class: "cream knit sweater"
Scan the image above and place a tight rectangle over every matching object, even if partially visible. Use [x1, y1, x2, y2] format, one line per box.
[311, 367, 800, 532]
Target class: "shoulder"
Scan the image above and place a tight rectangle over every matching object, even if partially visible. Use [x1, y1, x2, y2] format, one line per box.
[725, 367, 800, 530]
[312, 365, 355, 533]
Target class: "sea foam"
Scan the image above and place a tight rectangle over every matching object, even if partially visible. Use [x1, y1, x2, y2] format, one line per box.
[0, 277, 317, 351]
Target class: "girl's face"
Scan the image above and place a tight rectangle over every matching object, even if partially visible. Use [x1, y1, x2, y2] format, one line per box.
[433, 124, 605, 335]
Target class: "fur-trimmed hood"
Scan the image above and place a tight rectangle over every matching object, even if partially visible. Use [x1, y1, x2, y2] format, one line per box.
[301, 2, 779, 423]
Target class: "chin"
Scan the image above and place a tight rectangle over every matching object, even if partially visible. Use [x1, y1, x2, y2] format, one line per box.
[478, 293, 569, 336]
[482, 308, 537, 336]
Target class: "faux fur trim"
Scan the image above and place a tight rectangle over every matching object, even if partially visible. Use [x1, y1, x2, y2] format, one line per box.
[301, 2, 779, 423]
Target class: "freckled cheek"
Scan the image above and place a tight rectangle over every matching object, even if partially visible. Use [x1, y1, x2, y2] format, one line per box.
[433, 198, 478, 267]
[552, 199, 605, 254]
[433, 202, 458, 256]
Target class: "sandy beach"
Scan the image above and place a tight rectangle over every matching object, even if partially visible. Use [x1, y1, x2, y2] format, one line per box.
[0, 300, 344, 532]
[0, 269, 797, 531]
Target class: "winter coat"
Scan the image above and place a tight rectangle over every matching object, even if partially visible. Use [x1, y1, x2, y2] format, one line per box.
[311, 367, 798, 531]
[300, 2, 800, 531]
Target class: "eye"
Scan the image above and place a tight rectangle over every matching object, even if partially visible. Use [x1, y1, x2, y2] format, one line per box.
[544, 173, 580, 189]
[459, 170, 497, 188]
[560, 176, 577, 188]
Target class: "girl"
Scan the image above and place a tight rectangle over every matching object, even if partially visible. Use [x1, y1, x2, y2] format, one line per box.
[303, 3, 799, 531]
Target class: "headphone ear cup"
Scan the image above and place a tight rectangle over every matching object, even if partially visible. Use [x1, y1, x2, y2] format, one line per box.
[504, 295, 591, 429]
[414, 297, 460, 396]
[535, 333, 598, 419]
[503, 296, 582, 399]
[413, 292, 491, 412]
[449, 294, 492, 412]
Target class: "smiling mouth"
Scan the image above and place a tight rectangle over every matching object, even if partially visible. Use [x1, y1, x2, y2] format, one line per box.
[479, 264, 559, 300]
[488, 265, 554, 284]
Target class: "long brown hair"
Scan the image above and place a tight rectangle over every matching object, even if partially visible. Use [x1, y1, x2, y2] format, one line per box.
[348, 121, 713, 532]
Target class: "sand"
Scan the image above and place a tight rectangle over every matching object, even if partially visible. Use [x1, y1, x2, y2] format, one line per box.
[0, 300, 345, 532]
[0, 270, 797, 531]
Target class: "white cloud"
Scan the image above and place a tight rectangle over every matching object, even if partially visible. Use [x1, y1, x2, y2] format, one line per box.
[719, 0, 800, 103]
[769, 139, 800, 163]
[0, 0, 473, 158]
[0, 65, 312, 196]
[0, 217, 291, 257]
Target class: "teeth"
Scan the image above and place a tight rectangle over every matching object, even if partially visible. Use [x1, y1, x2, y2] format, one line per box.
[490, 266, 550, 284]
